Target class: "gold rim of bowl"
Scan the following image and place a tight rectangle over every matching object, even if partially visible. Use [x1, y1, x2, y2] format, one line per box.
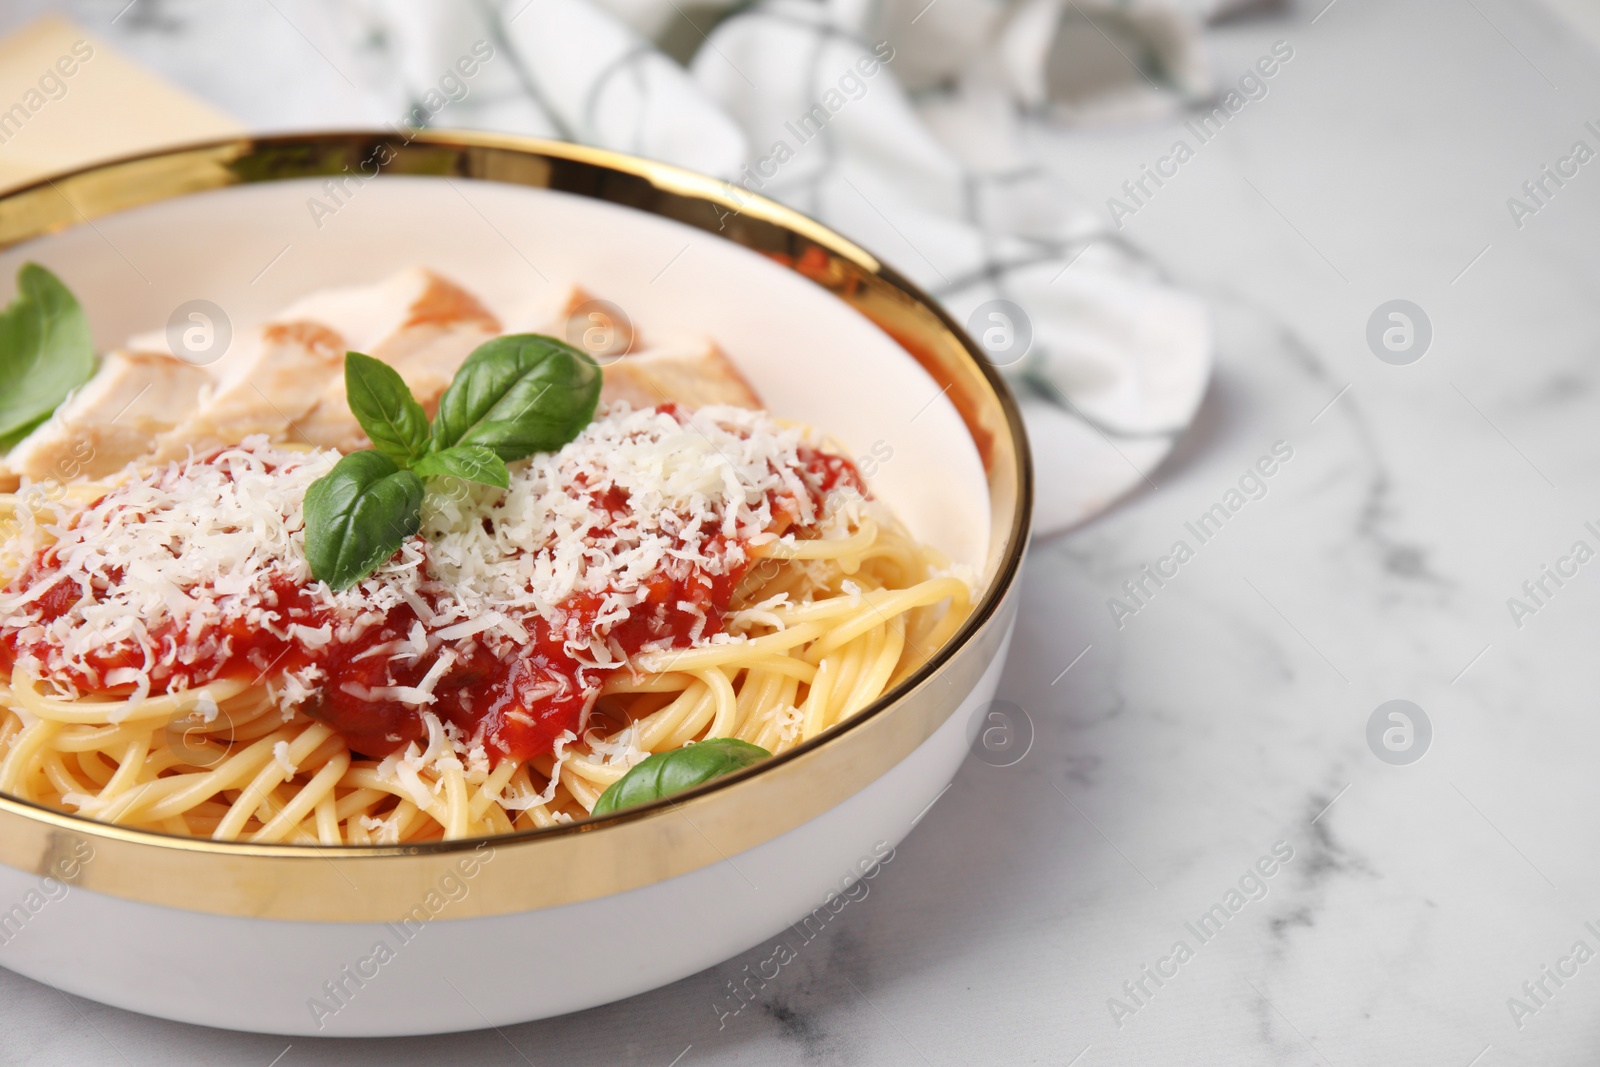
[0, 131, 1033, 921]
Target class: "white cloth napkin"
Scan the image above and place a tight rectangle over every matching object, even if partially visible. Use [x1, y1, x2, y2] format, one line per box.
[330, 0, 1230, 534]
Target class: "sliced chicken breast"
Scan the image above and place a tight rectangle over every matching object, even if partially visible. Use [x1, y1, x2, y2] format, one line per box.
[498, 284, 591, 339]
[0, 269, 760, 496]
[146, 320, 346, 463]
[0, 352, 211, 489]
[601, 339, 762, 411]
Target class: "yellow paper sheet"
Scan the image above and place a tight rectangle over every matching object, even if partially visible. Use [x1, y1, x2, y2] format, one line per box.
[0, 15, 242, 193]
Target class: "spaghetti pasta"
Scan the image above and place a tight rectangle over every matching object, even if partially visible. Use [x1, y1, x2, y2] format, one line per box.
[0, 406, 970, 845]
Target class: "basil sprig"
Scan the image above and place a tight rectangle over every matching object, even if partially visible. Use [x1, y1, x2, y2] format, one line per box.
[591, 738, 772, 817]
[304, 335, 600, 590]
[0, 263, 96, 448]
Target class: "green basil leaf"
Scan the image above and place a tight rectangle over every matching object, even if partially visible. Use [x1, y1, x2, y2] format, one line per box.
[412, 444, 509, 488]
[0, 263, 96, 444]
[303, 450, 424, 591]
[591, 738, 772, 817]
[431, 334, 601, 462]
[343, 351, 430, 467]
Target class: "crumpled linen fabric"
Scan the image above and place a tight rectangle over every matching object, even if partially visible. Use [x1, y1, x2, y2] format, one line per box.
[330, 0, 1239, 533]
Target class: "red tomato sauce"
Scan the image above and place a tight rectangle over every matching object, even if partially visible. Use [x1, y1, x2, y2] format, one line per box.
[0, 432, 863, 765]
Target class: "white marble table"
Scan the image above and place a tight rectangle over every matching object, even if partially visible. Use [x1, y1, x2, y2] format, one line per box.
[6, 0, 1600, 1063]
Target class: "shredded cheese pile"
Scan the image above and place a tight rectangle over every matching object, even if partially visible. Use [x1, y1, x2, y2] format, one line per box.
[419, 403, 837, 667]
[0, 405, 855, 705]
[0, 443, 411, 699]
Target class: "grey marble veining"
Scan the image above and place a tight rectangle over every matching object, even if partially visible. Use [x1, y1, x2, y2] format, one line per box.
[6, 0, 1600, 1063]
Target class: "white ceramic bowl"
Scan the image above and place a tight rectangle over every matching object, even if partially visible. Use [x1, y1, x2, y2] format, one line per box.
[0, 133, 1031, 1036]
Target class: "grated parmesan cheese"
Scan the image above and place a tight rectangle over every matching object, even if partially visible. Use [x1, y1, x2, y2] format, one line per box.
[272, 740, 298, 777]
[0, 406, 863, 750]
